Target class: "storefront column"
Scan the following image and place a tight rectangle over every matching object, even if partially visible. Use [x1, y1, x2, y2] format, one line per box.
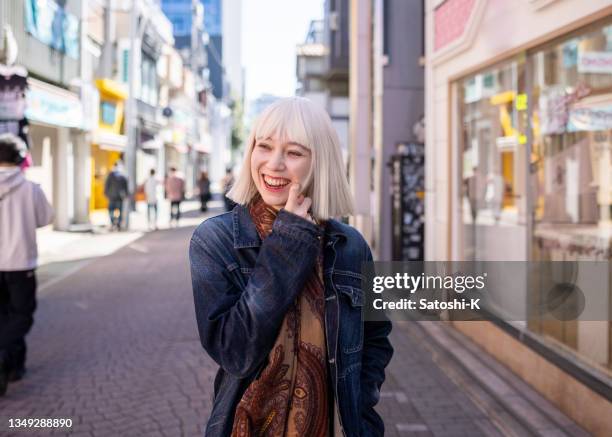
[52, 127, 74, 230]
[72, 132, 91, 225]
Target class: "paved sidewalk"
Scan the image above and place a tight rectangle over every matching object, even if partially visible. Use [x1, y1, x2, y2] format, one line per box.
[378, 321, 587, 436]
[36, 199, 223, 291]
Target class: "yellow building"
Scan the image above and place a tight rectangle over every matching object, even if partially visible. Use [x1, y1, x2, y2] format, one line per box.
[90, 79, 128, 211]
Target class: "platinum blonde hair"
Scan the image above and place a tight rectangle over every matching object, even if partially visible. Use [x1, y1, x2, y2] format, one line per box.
[227, 97, 354, 220]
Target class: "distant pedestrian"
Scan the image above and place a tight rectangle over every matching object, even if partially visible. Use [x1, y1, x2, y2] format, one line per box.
[165, 167, 185, 227]
[0, 133, 53, 396]
[197, 171, 211, 212]
[221, 167, 236, 211]
[104, 162, 128, 231]
[144, 168, 160, 230]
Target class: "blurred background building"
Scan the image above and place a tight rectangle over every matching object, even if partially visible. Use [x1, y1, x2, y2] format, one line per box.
[0, 0, 244, 227]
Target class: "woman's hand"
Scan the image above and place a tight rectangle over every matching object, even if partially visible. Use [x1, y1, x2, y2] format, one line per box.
[284, 183, 314, 223]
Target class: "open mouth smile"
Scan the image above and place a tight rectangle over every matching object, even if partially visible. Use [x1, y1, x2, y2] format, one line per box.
[261, 174, 291, 192]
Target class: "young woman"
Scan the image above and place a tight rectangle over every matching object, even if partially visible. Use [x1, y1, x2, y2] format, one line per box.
[189, 97, 393, 437]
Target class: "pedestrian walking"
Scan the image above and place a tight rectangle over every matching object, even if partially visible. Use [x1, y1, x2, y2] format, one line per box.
[0, 133, 53, 396]
[197, 171, 211, 212]
[104, 161, 128, 231]
[221, 167, 236, 211]
[165, 167, 185, 227]
[189, 97, 393, 436]
[144, 168, 160, 230]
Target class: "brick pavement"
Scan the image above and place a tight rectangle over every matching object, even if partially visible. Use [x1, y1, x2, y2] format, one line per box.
[0, 213, 585, 436]
[1, 225, 216, 436]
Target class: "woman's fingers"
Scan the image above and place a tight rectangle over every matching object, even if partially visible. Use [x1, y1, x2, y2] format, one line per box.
[299, 197, 313, 219]
[284, 183, 313, 222]
[285, 183, 300, 211]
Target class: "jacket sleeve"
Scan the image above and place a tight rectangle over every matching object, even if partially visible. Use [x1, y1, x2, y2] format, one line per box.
[189, 210, 323, 378]
[360, 244, 394, 437]
[33, 184, 54, 228]
[104, 175, 110, 198]
[121, 176, 129, 197]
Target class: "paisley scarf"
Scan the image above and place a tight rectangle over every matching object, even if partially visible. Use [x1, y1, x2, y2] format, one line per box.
[230, 197, 329, 437]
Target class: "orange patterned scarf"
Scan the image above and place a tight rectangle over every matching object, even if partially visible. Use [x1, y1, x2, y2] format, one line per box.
[231, 197, 329, 437]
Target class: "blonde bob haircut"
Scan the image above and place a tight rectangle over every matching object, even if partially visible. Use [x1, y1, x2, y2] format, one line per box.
[227, 96, 354, 220]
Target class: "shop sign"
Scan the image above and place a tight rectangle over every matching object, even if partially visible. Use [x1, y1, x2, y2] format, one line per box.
[577, 51, 612, 74]
[568, 104, 612, 132]
[25, 80, 83, 129]
[24, 0, 79, 59]
[539, 83, 591, 135]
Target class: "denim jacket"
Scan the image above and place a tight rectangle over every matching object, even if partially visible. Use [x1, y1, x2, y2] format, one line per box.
[189, 205, 393, 436]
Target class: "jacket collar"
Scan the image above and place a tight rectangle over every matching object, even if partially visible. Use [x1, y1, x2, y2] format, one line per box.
[232, 204, 347, 249]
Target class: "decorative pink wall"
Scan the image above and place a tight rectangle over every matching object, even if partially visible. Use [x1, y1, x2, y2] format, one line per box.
[434, 0, 476, 51]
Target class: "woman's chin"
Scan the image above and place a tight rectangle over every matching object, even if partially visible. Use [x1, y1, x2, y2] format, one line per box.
[257, 192, 286, 209]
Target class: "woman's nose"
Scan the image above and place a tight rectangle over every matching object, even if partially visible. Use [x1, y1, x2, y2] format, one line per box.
[268, 149, 285, 170]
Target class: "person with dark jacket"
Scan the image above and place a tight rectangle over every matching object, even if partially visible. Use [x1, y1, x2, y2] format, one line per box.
[189, 98, 393, 436]
[221, 167, 236, 211]
[0, 133, 53, 396]
[104, 162, 128, 231]
[197, 171, 211, 212]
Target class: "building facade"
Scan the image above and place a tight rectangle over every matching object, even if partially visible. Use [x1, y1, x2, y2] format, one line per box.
[425, 0, 612, 433]
[0, 0, 89, 230]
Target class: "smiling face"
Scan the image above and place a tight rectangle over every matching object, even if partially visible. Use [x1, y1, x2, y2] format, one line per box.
[250, 135, 312, 210]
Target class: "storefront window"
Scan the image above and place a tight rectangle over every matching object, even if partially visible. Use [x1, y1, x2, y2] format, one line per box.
[458, 20, 612, 373]
[459, 57, 529, 261]
[100, 101, 116, 126]
[529, 21, 612, 371]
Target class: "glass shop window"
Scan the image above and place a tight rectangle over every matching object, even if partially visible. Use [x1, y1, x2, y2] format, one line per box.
[529, 21, 612, 372]
[459, 57, 529, 261]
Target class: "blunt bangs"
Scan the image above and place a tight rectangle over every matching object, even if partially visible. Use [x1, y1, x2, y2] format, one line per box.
[253, 100, 311, 153]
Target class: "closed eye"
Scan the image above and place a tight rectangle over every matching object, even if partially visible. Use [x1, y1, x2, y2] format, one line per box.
[257, 143, 271, 150]
[288, 150, 303, 157]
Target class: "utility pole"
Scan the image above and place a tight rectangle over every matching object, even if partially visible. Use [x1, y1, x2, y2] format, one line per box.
[123, 0, 138, 228]
[124, 0, 150, 227]
[349, 0, 373, 245]
[190, 0, 201, 191]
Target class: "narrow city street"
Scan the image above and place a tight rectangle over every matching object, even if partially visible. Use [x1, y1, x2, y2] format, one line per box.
[0, 212, 587, 437]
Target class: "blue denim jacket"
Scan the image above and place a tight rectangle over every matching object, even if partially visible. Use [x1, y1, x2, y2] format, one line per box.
[189, 205, 393, 436]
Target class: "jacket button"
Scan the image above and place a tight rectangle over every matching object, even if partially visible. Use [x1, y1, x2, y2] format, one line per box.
[328, 358, 335, 364]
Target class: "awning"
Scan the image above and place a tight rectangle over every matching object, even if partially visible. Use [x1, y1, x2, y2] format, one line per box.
[173, 144, 189, 154]
[95, 78, 127, 100]
[193, 143, 210, 154]
[141, 138, 162, 150]
[92, 130, 127, 151]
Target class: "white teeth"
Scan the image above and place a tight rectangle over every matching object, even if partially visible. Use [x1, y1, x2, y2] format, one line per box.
[263, 175, 290, 187]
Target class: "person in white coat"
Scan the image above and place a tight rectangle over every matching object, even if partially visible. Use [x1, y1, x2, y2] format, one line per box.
[144, 168, 160, 230]
[0, 133, 53, 396]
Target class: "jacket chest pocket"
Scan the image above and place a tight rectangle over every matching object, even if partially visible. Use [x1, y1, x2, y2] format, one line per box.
[228, 265, 252, 291]
[336, 285, 364, 354]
